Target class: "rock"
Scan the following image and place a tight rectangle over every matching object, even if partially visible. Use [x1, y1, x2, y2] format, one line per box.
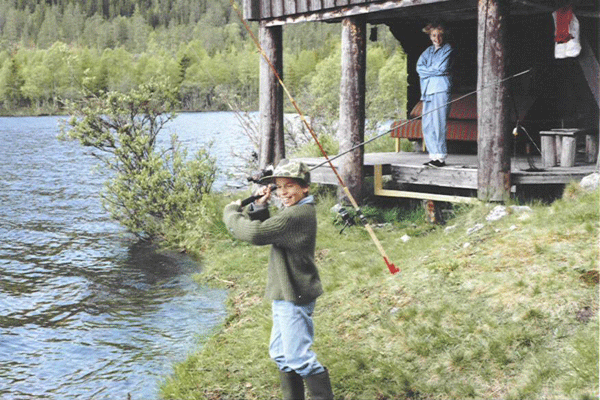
[486, 205, 532, 222]
[486, 205, 507, 221]
[444, 225, 457, 233]
[518, 213, 531, 221]
[580, 173, 600, 191]
[467, 223, 484, 235]
[509, 205, 532, 213]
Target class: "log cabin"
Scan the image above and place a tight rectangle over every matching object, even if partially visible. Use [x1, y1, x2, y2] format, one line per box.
[241, 0, 599, 203]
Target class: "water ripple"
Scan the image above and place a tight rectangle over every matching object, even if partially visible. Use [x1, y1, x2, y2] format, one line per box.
[0, 115, 241, 400]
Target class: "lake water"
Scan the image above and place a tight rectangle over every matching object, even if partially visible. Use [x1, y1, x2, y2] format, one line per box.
[0, 113, 255, 399]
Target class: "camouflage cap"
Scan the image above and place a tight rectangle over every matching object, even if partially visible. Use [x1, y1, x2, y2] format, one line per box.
[258, 159, 311, 185]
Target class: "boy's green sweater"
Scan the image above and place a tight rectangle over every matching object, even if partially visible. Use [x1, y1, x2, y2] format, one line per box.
[223, 201, 323, 304]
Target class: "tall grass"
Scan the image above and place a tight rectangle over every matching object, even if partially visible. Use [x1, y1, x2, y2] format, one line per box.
[160, 186, 599, 400]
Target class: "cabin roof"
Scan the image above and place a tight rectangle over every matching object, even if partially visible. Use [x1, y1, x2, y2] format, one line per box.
[243, 0, 599, 25]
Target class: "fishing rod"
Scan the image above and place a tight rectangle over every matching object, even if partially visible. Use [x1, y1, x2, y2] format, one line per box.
[230, 0, 399, 275]
[310, 68, 533, 171]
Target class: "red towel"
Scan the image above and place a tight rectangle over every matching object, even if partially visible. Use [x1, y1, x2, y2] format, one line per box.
[554, 5, 574, 43]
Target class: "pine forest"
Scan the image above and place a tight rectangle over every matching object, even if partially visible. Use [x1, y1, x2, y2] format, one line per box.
[0, 0, 408, 120]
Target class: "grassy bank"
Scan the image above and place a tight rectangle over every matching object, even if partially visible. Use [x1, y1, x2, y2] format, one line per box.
[160, 185, 599, 400]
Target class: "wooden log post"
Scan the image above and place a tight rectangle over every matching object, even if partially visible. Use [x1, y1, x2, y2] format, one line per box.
[477, 0, 511, 202]
[338, 16, 367, 204]
[560, 135, 577, 167]
[540, 133, 557, 167]
[586, 133, 598, 164]
[258, 22, 285, 169]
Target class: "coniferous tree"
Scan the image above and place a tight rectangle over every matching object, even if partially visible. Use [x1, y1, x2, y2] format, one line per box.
[0, 55, 26, 110]
[0, 0, 405, 118]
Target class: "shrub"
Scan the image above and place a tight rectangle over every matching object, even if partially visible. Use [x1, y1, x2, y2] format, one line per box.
[61, 78, 217, 240]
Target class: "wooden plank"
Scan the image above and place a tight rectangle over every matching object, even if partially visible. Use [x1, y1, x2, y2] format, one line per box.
[323, 0, 336, 7]
[373, 165, 479, 203]
[391, 165, 478, 189]
[512, 170, 590, 185]
[284, 0, 297, 14]
[297, 0, 309, 13]
[243, 0, 261, 20]
[295, 153, 596, 192]
[308, 165, 339, 185]
[263, 0, 454, 25]
[272, 0, 284, 16]
[259, 0, 271, 17]
[309, 0, 323, 11]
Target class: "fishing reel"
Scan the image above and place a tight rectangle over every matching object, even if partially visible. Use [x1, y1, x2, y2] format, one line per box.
[240, 166, 276, 207]
[331, 203, 355, 234]
[246, 166, 274, 184]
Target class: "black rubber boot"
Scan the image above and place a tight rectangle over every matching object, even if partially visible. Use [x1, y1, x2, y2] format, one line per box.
[280, 370, 305, 400]
[304, 369, 334, 400]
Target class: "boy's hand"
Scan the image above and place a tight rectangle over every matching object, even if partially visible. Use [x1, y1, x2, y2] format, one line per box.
[255, 185, 273, 205]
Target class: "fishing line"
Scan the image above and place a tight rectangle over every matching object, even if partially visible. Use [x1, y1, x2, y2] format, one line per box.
[309, 68, 532, 171]
[230, 0, 399, 275]
[311, 68, 531, 171]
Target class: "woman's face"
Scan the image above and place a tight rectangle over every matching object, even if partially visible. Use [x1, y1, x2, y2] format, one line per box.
[429, 28, 444, 49]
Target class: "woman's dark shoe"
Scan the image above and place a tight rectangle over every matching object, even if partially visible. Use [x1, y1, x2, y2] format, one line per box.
[424, 159, 446, 168]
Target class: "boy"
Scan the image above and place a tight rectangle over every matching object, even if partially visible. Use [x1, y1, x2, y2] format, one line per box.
[223, 159, 333, 400]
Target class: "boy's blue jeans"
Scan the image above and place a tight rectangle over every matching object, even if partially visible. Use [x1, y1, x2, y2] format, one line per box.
[269, 300, 325, 378]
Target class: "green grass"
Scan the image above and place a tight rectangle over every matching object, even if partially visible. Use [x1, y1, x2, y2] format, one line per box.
[160, 186, 599, 400]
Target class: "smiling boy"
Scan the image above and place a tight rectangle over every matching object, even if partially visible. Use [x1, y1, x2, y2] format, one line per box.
[222, 159, 333, 400]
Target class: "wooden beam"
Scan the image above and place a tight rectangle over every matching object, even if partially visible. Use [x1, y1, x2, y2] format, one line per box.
[579, 36, 600, 109]
[284, 0, 297, 15]
[477, 0, 511, 202]
[272, 0, 284, 17]
[243, 0, 261, 20]
[258, 23, 285, 168]
[373, 165, 480, 204]
[262, 0, 454, 25]
[338, 15, 367, 203]
[390, 165, 478, 189]
[310, 0, 324, 12]
[298, 0, 309, 14]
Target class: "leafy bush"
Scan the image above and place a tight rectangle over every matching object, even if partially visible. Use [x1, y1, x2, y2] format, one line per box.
[61, 78, 217, 240]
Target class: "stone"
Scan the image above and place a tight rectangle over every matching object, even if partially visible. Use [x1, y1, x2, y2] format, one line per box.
[467, 223, 484, 235]
[580, 173, 599, 191]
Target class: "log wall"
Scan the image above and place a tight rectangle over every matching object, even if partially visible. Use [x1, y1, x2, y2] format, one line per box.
[244, 0, 446, 20]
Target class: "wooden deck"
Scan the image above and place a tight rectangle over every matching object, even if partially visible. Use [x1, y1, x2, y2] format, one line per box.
[295, 152, 597, 202]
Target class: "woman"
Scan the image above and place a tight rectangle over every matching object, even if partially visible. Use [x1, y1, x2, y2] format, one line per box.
[417, 22, 454, 168]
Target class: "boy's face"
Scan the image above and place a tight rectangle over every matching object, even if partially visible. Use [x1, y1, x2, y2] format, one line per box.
[275, 177, 309, 207]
